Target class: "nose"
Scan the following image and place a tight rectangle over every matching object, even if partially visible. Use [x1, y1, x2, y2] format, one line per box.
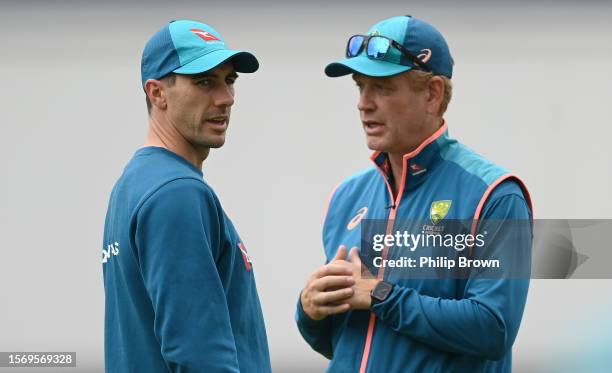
[357, 87, 376, 112]
[214, 83, 235, 108]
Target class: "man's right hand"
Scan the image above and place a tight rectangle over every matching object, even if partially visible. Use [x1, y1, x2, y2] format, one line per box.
[300, 246, 355, 321]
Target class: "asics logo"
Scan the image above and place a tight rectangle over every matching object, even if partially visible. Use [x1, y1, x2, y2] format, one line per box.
[417, 48, 432, 63]
[347, 207, 368, 231]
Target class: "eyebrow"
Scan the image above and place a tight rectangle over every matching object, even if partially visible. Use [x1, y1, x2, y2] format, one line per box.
[190, 71, 239, 80]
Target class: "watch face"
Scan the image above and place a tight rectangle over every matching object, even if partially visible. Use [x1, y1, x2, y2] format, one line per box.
[373, 281, 393, 300]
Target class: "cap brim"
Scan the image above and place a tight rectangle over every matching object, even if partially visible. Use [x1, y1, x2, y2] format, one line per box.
[173, 49, 259, 75]
[325, 55, 411, 77]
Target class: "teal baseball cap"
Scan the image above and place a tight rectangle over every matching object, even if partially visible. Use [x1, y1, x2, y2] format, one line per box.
[325, 15, 453, 78]
[141, 20, 259, 88]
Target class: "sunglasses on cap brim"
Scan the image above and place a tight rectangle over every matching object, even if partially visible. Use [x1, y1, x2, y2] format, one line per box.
[346, 34, 432, 73]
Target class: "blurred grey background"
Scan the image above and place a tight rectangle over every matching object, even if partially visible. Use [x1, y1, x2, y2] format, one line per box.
[1, 0, 611, 372]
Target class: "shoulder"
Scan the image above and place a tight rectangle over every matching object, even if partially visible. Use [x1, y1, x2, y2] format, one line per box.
[439, 141, 510, 186]
[481, 179, 532, 219]
[439, 139, 532, 217]
[331, 166, 379, 200]
[488, 179, 527, 201]
[119, 147, 211, 207]
[137, 177, 220, 218]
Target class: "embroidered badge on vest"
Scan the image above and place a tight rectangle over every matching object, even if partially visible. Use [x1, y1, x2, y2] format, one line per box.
[430, 200, 452, 225]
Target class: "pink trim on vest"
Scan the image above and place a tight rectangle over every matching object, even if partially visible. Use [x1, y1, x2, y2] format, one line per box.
[323, 182, 342, 225]
[469, 174, 533, 256]
[370, 122, 448, 206]
[402, 122, 448, 160]
[359, 313, 377, 373]
[360, 122, 448, 373]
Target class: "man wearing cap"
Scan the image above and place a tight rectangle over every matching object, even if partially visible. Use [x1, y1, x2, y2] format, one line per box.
[102, 20, 271, 372]
[296, 15, 533, 372]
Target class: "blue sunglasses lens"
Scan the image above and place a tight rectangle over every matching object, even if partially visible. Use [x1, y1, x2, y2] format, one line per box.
[347, 36, 365, 57]
[366, 36, 390, 60]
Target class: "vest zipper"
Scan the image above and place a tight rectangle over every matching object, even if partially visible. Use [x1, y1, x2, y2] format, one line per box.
[359, 160, 407, 373]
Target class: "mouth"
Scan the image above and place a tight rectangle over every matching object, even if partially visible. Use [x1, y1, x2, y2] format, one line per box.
[205, 116, 228, 129]
[362, 120, 385, 135]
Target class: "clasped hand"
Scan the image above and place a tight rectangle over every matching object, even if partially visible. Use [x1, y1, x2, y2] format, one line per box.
[300, 245, 379, 321]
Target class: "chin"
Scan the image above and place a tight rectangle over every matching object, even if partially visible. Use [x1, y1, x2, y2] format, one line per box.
[207, 139, 226, 148]
[365, 138, 390, 153]
[193, 136, 226, 149]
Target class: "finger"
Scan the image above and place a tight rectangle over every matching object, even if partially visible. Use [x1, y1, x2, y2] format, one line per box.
[313, 287, 354, 305]
[313, 263, 353, 278]
[312, 275, 354, 291]
[348, 247, 361, 265]
[317, 303, 351, 317]
[332, 245, 348, 262]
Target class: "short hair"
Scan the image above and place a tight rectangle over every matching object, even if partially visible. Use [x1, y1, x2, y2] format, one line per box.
[407, 70, 453, 116]
[145, 73, 177, 115]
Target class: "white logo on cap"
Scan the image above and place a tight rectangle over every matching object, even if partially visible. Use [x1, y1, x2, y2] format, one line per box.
[417, 49, 432, 63]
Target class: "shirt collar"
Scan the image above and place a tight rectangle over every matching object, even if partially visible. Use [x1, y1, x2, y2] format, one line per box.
[370, 121, 454, 196]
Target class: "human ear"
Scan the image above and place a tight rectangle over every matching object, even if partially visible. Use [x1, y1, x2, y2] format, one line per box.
[145, 79, 167, 111]
[427, 76, 445, 115]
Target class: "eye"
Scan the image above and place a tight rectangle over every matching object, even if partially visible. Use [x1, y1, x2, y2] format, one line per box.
[376, 83, 395, 94]
[196, 79, 213, 87]
[226, 77, 237, 85]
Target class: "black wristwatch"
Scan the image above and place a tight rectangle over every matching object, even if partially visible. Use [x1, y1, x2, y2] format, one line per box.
[370, 281, 394, 306]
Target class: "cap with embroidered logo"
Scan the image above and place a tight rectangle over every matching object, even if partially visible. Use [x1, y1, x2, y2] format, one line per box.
[325, 15, 453, 78]
[141, 19, 259, 88]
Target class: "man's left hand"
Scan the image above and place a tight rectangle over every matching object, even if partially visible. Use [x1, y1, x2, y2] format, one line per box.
[334, 246, 379, 310]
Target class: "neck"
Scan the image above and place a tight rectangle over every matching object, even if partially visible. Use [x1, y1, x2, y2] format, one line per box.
[387, 117, 444, 195]
[144, 115, 209, 170]
[387, 153, 404, 197]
